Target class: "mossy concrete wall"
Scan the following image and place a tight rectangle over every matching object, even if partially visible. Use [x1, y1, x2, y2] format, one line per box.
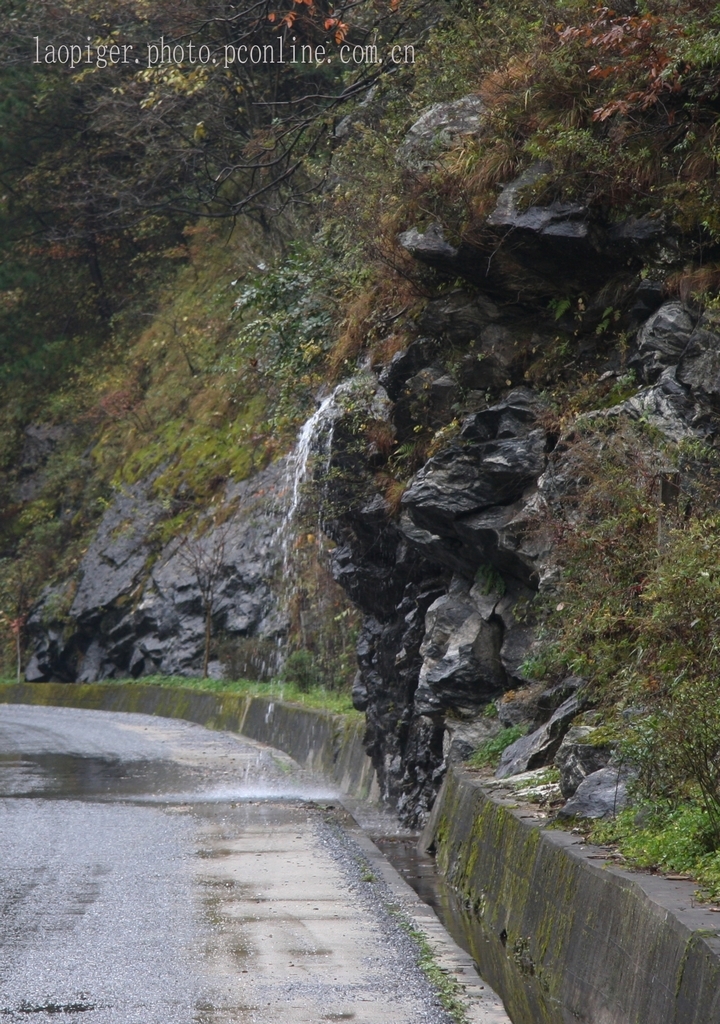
[425, 766, 720, 1024]
[0, 682, 378, 802]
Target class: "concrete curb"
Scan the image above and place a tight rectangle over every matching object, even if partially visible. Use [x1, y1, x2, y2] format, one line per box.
[427, 766, 720, 1024]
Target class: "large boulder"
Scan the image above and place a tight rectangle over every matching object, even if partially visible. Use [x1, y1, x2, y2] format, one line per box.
[417, 291, 501, 342]
[630, 302, 697, 383]
[486, 162, 613, 289]
[403, 392, 546, 526]
[403, 432, 546, 524]
[554, 726, 613, 798]
[396, 95, 485, 174]
[588, 369, 713, 443]
[378, 338, 439, 401]
[495, 694, 582, 779]
[414, 576, 505, 714]
[397, 223, 462, 276]
[400, 389, 548, 578]
[557, 766, 631, 819]
[487, 163, 669, 294]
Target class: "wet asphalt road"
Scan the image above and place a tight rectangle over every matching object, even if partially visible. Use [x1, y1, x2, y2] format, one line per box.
[0, 703, 461, 1024]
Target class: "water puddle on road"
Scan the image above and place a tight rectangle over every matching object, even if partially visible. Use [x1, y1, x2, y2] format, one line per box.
[0, 751, 205, 800]
[0, 745, 477, 968]
[0, 704, 511, 1024]
[0, 751, 341, 810]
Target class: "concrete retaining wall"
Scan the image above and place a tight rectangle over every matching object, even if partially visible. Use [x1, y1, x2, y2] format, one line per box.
[0, 682, 378, 802]
[425, 766, 720, 1024]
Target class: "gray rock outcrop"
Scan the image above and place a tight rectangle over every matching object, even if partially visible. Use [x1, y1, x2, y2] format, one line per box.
[415, 576, 505, 714]
[495, 694, 582, 779]
[557, 766, 631, 819]
[554, 726, 613, 798]
[400, 389, 549, 580]
[26, 462, 287, 682]
[397, 223, 461, 274]
[396, 95, 485, 174]
[631, 302, 697, 382]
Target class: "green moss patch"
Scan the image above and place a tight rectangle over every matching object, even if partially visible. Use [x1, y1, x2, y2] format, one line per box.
[107, 674, 361, 718]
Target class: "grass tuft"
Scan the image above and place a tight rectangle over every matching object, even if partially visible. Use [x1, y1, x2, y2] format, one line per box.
[466, 726, 526, 769]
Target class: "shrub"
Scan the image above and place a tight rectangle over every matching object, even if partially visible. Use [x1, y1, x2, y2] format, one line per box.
[528, 424, 720, 848]
[279, 649, 319, 694]
[467, 725, 526, 769]
[625, 679, 720, 845]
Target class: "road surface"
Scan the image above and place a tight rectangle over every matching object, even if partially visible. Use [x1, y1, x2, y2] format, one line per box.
[0, 702, 510, 1024]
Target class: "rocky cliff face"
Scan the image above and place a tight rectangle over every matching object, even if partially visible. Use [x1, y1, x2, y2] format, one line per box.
[26, 462, 288, 683]
[314, 293, 718, 824]
[309, 99, 720, 826]
[24, 96, 720, 828]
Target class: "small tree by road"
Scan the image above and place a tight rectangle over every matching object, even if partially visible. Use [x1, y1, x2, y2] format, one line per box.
[0, 558, 35, 682]
[177, 519, 232, 678]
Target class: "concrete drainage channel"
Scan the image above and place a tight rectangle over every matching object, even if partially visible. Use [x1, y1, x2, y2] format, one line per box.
[0, 683, 509, 1024]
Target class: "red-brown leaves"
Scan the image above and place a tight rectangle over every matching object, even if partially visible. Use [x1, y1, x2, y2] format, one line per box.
[558, 6, 683, 121]
[324, 16, 349, 43]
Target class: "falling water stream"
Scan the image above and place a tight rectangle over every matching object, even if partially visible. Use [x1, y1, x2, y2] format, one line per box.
[279, 375, 371, 551]
[270, 374, 377, 675]
[282, 387, 343, 528]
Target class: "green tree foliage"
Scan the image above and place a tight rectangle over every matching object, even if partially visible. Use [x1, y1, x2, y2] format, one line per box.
[0, 0, 428, 388]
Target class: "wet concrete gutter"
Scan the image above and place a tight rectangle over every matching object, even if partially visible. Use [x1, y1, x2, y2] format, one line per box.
[423, 766, 720, 1024]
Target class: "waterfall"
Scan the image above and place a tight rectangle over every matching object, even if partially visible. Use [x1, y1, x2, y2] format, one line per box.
[274, 373, 378, 674]
[282, 376, 369, 532]
[284, 388, 342, 528]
